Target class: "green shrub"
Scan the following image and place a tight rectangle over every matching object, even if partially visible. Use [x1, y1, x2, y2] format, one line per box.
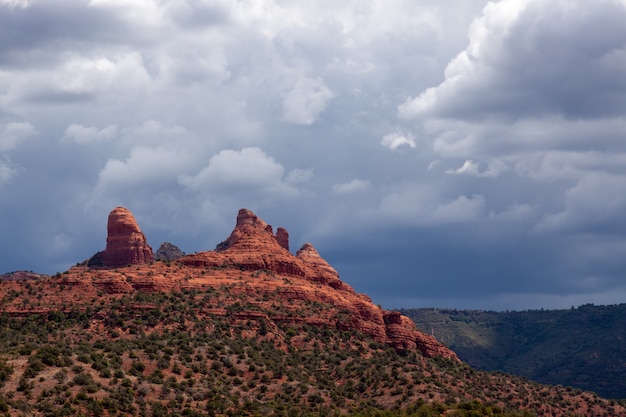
[0, 360, 13, 387]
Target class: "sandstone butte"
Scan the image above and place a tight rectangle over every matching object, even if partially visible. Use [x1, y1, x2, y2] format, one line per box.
[0, 207, 458, 361]
[88, 206, 154, 268]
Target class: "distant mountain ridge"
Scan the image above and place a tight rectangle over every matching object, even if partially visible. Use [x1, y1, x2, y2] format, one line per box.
[402, 304, 626, 399]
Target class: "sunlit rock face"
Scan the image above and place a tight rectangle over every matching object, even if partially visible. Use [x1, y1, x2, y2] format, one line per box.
[90, 207, 154, 268]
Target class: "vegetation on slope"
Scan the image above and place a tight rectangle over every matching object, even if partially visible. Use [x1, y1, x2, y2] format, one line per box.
[402, 304, 626, 399]
[1, 281, 624, 416]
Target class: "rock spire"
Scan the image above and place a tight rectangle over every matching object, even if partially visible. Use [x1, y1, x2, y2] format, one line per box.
[89, 207, 153, 268]
[215, 208, 290, 254]
[276, 227, 289, 251]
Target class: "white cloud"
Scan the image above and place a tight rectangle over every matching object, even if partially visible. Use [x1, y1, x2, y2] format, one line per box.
[0, 122, 37, 151]
[446, 159, 507, 178]
[285, 168, 313, 185]
[63, 124, 118, 144]
[427, 116, 626, 162]
[62, 53, 151, 94]
[0, 0, 29, 8]
[7, 53, 152, 106]
[282, 77, 334, 125]
[180, 147, 297, 197]
[332, 179, 370, 195]
[98, 146, 193, 187]
[381, 131, 415, 151]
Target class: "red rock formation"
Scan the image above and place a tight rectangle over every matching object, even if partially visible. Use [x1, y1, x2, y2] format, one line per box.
[296, 243, 351, 291]
[10, 207, 458, 361]
[204, 209, 306, 276]
[95, 207, 153, 268]
[184, 208, 457, 360]
[217, 209, 284, 252]
[276, 227, 289, 251]
[383, 311, 456, 359]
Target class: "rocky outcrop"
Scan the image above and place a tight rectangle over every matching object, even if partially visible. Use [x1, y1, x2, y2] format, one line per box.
[155, 242, 184, 261]
[383, 311, 457, 359]
[276, 227, 289, 251]
[296, 243, 351, 291]
[89, 207, 153, 268]
[216, 209, 286, 253]
[201, 209, 307, 276]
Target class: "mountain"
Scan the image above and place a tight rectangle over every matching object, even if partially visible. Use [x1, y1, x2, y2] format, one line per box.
[1, 207, 625, 416]
[402, 306, 626, 399]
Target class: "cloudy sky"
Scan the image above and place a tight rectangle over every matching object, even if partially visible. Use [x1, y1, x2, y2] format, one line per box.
[2, 0, 626, 311]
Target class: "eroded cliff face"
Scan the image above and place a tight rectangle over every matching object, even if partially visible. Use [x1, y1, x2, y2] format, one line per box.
[5, 207, 458, 361]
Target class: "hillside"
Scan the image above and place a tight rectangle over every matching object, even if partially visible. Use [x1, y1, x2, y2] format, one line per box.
[1, 207, 625, 416]
[403, 306, 626, 399]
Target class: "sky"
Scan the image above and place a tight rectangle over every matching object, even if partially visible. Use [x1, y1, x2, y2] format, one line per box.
[1, 0, 626, 311]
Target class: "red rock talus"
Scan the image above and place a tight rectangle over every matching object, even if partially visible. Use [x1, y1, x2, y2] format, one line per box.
[100, 207, 153, 268]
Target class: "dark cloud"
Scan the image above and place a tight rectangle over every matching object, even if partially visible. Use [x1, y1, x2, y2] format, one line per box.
[167, 1, 232, 28]
[0, 2, 136, 67]
[23, 90, 95, 104]
[400, 0, 626, 121]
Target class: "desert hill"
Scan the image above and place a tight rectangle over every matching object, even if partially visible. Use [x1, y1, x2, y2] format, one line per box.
[403, 306, 626, 400]
[1, 207, 625, 416]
